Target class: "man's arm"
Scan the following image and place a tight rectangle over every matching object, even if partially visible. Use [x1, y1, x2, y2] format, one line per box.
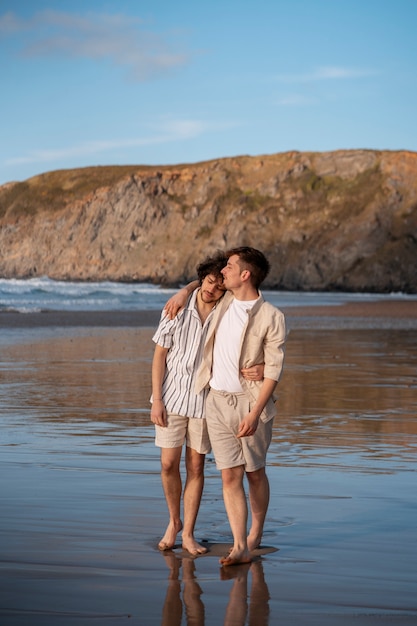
[262, 310, 286, 382]
[237, 378, 277, 438]
[238, 309, 286, 437]
[150, 344, 169, 427]
[164, 280, 199, 319]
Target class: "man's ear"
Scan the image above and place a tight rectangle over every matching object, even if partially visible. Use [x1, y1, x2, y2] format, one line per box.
[241, 269, 251, 282]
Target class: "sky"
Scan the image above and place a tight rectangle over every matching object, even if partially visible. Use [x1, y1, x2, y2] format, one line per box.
[1, 0, 416, 185]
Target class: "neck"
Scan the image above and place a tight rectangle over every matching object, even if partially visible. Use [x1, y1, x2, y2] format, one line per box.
[196, 288, 217, 321]
[230, 283, 259, 302]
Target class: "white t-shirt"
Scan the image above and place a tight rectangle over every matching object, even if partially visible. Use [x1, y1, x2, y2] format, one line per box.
[210, 297, 258, 393]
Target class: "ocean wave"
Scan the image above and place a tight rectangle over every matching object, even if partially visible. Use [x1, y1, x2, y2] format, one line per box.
[1, 277, 416, 313]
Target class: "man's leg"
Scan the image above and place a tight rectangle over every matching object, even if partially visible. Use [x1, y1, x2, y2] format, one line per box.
[220, 465, 252, 565]
[246, 467, 270, 551]
[182, 446, 207, 554]
[158, 446, 183, 550]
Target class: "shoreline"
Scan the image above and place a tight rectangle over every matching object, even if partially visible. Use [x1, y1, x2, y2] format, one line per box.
[1, 299, 417, 328]
[0, 309, 161, 327]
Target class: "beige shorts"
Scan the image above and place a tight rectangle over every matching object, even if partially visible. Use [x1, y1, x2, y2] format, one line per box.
[155, 413, 211, 454]
[205, 389, 273, 472]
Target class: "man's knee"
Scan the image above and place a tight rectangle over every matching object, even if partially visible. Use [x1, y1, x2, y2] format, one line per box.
[186, 448, 205, 476]
[222, 465, 245, 487]
[187, 459, 205, 479]
[161, 448, 182, 473]
[246, 466, 266, 486]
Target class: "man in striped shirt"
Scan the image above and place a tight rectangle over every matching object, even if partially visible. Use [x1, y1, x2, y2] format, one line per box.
[150, 252, 228, 555]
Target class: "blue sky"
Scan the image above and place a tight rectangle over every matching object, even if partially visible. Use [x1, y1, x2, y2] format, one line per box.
[1, 0, 416, 184]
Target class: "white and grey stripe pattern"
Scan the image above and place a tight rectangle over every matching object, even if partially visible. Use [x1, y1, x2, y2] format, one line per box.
[152, 290, 214, 418]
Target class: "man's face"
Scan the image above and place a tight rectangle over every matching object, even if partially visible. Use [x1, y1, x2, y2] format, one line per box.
[221, 255, 243, 290]
[200, 273, 226, 303]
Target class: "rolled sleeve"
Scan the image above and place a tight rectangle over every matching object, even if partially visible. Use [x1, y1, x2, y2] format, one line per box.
[152, 311, 179, 349]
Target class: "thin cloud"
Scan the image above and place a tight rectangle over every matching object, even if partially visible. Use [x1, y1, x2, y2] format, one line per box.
[4, 119, 211, 166]
[0, 11, 24, 32]
[0, 10, 190, 80]
[274, 65, 379, 83]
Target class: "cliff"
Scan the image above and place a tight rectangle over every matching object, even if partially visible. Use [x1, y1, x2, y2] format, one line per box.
[0, 149, 416, 292]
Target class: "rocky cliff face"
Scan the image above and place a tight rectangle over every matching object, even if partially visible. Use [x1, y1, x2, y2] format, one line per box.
[0, 150, 416, 292]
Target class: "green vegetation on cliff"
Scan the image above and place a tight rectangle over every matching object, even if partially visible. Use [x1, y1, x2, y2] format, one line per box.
[0, 150, 416, 292]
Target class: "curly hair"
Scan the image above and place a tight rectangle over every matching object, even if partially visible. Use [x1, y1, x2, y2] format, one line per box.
[196, 251, 227, 285]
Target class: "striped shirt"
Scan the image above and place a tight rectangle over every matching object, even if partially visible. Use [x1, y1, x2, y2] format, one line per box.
[152, 289, 217, 418]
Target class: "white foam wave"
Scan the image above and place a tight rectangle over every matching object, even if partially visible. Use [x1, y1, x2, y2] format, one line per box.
[0, 277, 416, 313]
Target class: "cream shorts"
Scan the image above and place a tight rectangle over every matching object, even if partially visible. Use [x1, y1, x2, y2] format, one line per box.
[206, 389, 273, 472]
[155, 413, 211, 454]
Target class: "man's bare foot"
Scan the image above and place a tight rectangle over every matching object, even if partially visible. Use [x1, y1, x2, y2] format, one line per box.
[226, 533, 262, 554]
[182, 536, 208, 555]
[220, 548, 252, 566]
[158, 520, 183, 551]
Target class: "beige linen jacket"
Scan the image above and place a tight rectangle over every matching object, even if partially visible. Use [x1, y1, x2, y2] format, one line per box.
[195, 291, 286, 422]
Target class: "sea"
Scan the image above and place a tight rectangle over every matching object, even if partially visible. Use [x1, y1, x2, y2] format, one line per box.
[1, 276, 417, 313]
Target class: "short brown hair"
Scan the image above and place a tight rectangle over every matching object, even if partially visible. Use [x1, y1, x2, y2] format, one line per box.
[226, 246, 270, 289]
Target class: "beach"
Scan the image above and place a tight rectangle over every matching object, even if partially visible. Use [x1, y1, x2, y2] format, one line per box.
[1, 300, 417, 625]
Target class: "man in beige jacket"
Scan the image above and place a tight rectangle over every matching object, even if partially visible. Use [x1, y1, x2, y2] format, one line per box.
[195, 247, 286, 565]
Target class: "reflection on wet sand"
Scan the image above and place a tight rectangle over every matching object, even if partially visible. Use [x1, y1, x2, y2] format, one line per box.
[0, 328, 154, 426]
[161, 552, 269, 626]
[2, 327, 416, 458]
[276, 328, 417, 464]
[222, 559, 270, 626]
[1, 317, 417, 624]
[161, 553, 204, 626]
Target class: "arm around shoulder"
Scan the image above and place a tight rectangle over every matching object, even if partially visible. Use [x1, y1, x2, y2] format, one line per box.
[164, 281, 199, 319]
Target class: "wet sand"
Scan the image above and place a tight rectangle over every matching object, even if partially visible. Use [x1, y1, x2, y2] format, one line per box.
[0, 297, 416, 328]
[1, 301, 417, 625]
